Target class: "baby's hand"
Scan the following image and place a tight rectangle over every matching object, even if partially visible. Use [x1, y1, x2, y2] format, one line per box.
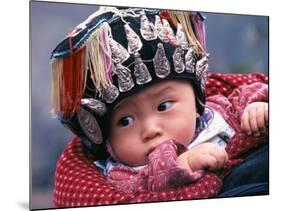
[241, 102, 268, 136]
[176, 143, 228, 172]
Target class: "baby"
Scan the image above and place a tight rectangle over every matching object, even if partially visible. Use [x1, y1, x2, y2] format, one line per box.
[104, 79, 268, 192]
[51, 7, 268, 195]
[109, 80, 225, 170]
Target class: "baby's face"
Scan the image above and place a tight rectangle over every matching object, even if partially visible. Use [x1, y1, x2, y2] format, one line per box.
[109, 80, 198, 166]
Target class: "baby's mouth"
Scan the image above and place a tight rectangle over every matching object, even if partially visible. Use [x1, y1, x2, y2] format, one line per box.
[146, 146, 157, 156]
[146, 139, 174, 156]
[146, 139, 187, 157]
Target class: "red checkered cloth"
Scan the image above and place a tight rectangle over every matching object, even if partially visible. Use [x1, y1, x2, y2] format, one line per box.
[53, 72, 268, 208]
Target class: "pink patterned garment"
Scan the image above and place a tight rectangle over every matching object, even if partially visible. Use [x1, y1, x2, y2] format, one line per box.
[107, 140, 204, 192]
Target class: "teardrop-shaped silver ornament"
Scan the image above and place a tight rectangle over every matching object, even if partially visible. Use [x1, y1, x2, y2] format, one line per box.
[155, 15, 168, 42]
[162, 19, 177, 44]
[134, 53, 152, 85]
[185, 47, 195, 73]
[124, 23, 143, 54]
[173, 47, 185, 73]
[201, 70, 208, 91]
[195, 55, 209, 81]
[140, 10, 157, 41]
[102, 82, 119, 103]
[109, 38, 130, 64]
[77, 108, 103, 144]
[153, 43, 171, 78]
[114, 63, 135, 92]
[176, 23, 189, 50]
[81, 98, 107, 116]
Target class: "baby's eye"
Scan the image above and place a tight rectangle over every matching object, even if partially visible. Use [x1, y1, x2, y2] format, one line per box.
[118, 116, 134, 127]
[157, 101, 173, 112]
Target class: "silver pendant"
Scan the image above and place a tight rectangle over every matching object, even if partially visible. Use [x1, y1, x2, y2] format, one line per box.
[162, 19, 177, 44]
[185, 47, 195, 73]
[140, 10, 157, 41]
[134, 53, 152, 85]
[153, 43, 171, 78]
[176, 23, 189, 50]
[77, 108, 103, 144]
[114, 63, 135, 92]
[124, 23, 143, 54]
[155, 15, 168, 42]
[109, 38, 130, 64]
[195, 55, 209, 81]
[102, 82, 119, 103]
[173, 47, 185, 73]
[201, 70, 207, 91]
[81, 98, 107, 116]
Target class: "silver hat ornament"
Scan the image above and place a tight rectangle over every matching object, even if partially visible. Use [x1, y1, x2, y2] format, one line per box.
[134, 53, 152, 85]
[173, 47, 185, 74]
[114, 63, 135, 92]
[81, 98, 107, 116]
[153, 42, 171, 78]
[195, 54, 209, 90]
[162, 19, 177, 44]
[124, 23, 143, 54]
[140, 10, 157, 41]
[109, 37, 130, 64]
[155, 15, 169, 42]
[175, 23, 189, 50]
[77, 107, 103, 144]
[185, 47, 195, 73]
[102, 82, 120, 103]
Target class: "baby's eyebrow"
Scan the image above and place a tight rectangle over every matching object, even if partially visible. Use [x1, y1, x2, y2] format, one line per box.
[148, 86, 175, 98]
[113, 85, 175, 112]
[113, 100, 135, 113]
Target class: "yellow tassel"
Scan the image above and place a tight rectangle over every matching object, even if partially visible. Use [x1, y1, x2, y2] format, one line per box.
[169, 11, 205, 56]
[50, 57, 63, 114]
[83, 23, 112, 95]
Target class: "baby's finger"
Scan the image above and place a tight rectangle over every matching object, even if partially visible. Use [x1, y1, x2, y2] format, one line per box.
[249, 107, 259, 136]
[222, 150, 229, 167]
[241, 110, 251, 135]
[205, 155, 219, 171]
[218, 150, 228, 169]
[256, 104, 266, 131]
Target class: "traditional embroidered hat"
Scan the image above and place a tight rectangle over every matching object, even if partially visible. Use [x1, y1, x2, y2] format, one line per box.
[50, 6, 209, 158]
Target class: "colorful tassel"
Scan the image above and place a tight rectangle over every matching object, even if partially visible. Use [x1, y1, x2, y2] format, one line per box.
[168, 11, 205, 56]
[84, 23, 113, 94]
[191, 12, 206, 51]
[51, 57, 63, 115]
[51, 46, 86, 119]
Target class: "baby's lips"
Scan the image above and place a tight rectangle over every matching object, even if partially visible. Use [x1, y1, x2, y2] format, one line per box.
[146, 146, 156, 157]
[147, 139, 188, 157]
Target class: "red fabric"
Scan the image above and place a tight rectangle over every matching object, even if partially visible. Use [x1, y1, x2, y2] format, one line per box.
[53, 72, 268, 208]
[54, 137, 222, 207]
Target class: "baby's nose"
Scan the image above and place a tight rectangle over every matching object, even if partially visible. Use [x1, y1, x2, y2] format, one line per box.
[141, 118, 163, 142]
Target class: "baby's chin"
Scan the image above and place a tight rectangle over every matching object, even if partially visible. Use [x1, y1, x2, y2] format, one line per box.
[125, 159, 147, 167]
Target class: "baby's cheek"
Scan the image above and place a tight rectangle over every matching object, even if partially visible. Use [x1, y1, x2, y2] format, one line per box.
[110, 131, 147, 165]
[174, 123, 196, 146]
[116, 144, 146, 165]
